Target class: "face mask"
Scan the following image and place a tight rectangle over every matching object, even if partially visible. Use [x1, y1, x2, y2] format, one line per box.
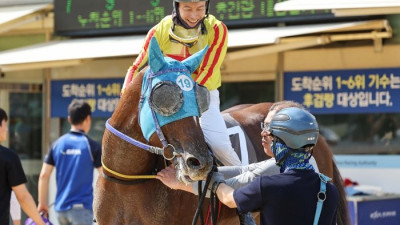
[271, 141, 314, 173]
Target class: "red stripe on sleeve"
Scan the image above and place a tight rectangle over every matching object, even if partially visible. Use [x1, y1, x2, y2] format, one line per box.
[195, 25, 219, 82]
[198, 23, 227, 86]
[126, 28, 156, 84]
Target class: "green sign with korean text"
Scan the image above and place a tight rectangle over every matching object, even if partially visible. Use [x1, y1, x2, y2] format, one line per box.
[54, 0, 332, 36]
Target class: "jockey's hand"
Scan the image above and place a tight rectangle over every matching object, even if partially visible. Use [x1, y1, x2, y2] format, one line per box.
[156, 165, 184, 190]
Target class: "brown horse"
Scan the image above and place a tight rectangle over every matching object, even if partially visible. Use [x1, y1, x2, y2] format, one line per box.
[94, 38, 349, 225]
[94, 37, 216, 224]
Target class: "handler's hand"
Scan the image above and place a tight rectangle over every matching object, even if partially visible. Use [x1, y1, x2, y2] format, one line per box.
[156, 165, 183, 190]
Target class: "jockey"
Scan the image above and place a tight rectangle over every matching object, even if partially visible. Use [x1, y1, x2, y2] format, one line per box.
[122, 0, 242, 166]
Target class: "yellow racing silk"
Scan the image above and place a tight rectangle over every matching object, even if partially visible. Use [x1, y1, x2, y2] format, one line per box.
[121, 15, 228, 94]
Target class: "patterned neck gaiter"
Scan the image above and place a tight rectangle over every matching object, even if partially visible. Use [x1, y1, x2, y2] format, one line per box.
[272, 141, 314, 173]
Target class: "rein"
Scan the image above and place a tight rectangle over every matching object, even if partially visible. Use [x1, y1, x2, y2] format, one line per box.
[101, 68, 190, 183]
[102, 119, 180, 183]
[192, 165, 222, 225]
[105, 119, 180, 160]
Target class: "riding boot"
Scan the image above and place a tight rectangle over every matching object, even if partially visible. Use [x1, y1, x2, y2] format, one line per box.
[238, 212, 257, 225]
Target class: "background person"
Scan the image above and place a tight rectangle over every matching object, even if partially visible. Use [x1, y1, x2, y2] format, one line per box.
[38, 100, 102, 225]
[121, 0, 241, 166]
[0, 108, 45, 225]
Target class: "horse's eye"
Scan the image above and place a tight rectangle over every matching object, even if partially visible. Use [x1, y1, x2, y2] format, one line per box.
[149, 81, 183, 116]
[195, 83, 210, 115]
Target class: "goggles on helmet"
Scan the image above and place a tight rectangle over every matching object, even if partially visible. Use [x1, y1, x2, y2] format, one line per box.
[169, 25, 201, 48]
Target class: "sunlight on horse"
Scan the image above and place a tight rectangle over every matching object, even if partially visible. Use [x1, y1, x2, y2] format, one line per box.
[94, 38, 349, 225]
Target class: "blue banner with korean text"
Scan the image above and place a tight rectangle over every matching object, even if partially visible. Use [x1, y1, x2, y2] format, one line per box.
[283, 68, 400, 114]
[51, 78, 123, 117]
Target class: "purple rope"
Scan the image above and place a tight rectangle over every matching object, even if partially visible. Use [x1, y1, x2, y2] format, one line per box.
[105, 119, 164, 155]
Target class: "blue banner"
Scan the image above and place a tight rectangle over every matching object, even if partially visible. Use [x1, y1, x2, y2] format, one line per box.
[51, 78, 123, 118]
[283, 68, 400, 114]
[348, 197, 400, 225]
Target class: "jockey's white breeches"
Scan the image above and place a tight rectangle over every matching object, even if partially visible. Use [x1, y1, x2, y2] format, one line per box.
[200, 90, 242, 166]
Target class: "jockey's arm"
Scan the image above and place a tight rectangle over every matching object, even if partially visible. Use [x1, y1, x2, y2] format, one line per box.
[121, 27, 155, 95]
[194, 22, 228, 91]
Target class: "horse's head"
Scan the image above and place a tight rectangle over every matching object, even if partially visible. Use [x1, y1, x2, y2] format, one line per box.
[138, 37, 213, 183]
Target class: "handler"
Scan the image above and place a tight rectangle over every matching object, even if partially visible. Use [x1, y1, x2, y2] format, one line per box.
[158, 107, 339, 225]
[122, 0, 241, 166]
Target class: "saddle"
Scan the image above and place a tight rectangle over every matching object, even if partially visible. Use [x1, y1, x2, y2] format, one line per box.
[223, 113, 258, 165]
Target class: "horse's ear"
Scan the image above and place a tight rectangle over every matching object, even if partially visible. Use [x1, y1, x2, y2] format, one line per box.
[182, 45, 209, 74]
[148, 37, 167, 73]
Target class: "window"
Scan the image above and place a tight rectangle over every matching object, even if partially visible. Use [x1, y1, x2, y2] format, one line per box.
[316, 113, 400, 154]
[9, 92, 42, 159]
[219, 81, 275, 110]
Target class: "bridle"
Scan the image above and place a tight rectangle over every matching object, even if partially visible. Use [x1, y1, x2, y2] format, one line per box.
[102, 68, 194, 183]
[102, 119, 180, 184]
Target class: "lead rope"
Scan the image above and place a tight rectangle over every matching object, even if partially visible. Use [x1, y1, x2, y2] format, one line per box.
[192, 166, 216, 225]
[210, 184, 219, 225]
[198, 182, 205, 223]
[313, 173, 332, 225]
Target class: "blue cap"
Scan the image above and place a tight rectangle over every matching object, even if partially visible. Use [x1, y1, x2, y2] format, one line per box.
[268, 107, 319, 149]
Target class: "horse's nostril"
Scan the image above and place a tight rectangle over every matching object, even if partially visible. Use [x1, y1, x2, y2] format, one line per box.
[186, 157, 201, 169]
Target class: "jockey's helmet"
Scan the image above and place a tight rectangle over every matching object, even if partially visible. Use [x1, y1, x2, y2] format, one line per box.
[267, 107, 319, 149]
[173, 0, 210, 17]
[174, 0, 208, 2]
